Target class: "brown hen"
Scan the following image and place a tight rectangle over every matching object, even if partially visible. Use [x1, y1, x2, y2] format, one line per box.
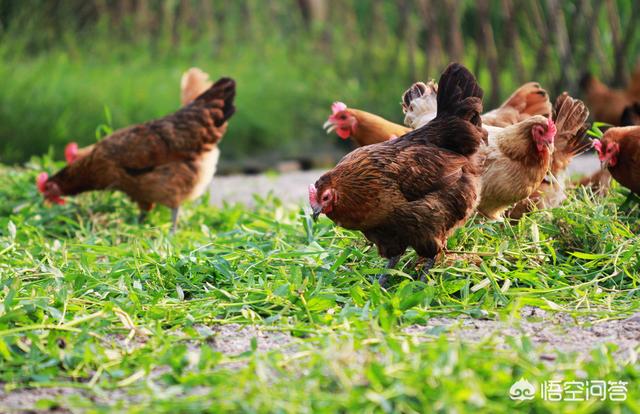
[309, 63, 486, 286]
[580, 67, 640, 126]
[38, 78, 236, 232]
[594, 126, 640, 196]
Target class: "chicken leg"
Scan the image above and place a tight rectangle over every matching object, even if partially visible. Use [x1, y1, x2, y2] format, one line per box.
[137, 202, 154, 224]
[170, 207, 180, 234]
[377, 255, 402, 288]
[138, 210, 149, 224]
[417, 257, 436, 283]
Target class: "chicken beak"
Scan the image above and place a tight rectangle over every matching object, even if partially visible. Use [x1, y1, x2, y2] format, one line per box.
[312, 205, 322, 221]
[323, 120, 337, 134]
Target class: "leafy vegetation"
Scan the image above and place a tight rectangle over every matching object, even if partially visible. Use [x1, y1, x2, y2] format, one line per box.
[0, 158, 638, 412]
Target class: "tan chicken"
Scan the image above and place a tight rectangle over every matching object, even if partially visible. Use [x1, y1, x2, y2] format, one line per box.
[323, 102, 411, 147]
[481, 82, 553, 127]
[507, 93, 591, 219]
[477, 115, 557, 219]
[403, 81, 594, 219]
[37, 78, 236, 232]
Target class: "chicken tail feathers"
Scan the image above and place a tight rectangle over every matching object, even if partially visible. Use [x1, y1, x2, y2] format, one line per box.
[436, 63, 484, 126]
[194, 77, 237, 126]
[551, 92, 592, 174]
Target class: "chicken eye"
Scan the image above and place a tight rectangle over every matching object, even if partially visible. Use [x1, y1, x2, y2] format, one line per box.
[339, 115, 347, 120]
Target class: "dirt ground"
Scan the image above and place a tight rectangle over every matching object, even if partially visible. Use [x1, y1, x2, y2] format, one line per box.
[2, 307, 638, 413]
[405, 307, 640, 362]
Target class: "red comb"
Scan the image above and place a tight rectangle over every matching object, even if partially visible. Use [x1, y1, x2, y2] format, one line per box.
[36, 172, 65, 205]
[593, 139, 602, 152]
[331, 102, 347, 114]
[546, 117, 557, 139]
[65, 142, 78, 164]
[36, 172, 48, 193]
[308, 184, 318, 205]
[593, 139, 604, 160]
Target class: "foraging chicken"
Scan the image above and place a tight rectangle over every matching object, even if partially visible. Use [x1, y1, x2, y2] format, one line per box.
[580, 72, 639, 126]
[323, 102, 411, 147]
[37, 77, 236, 232]
[477, 115, 557, 219]
[403, 81, 551, 129]
[65, 67, 214, 164]
[310, 63, 486, 285]
[593, 126, 640, 196]
[507, 93, 591, 219]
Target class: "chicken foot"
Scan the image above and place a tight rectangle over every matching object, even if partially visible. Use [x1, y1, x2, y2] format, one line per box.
[377, 255, 436, 287]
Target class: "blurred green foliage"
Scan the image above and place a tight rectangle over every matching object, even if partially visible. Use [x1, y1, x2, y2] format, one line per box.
[0, 0, 638, 165]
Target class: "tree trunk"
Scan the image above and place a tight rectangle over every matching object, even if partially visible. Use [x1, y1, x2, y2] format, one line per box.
[446, 0, 464, 63]
[610, 0, 640, 86]
[529, 1, 552, 83]
[604, 0, 624, 85]
[418, 0, 443, 78]
[501, 0, 525, 83]
[546, 0, 573, 93]
[477, 0, 501, 106]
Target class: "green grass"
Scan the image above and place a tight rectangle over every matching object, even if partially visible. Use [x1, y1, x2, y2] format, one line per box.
[0, 157, 639, 413]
